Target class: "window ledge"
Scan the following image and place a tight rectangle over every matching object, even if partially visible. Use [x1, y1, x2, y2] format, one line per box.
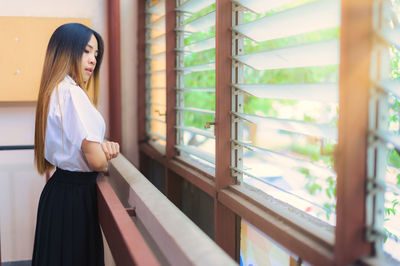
[218, 185, 335, 265]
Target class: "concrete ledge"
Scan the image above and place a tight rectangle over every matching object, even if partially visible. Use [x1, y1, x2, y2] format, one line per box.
[109, 155, 237, 266]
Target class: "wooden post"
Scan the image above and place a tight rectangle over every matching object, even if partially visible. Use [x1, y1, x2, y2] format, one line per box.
[214, 0, 237, 261]
[335, 0, 373, 263]
[107, 0, 122, 145]
[138, 0, 147, 144]
[165, 0, 177, 161]
[164, 0, 182, 208]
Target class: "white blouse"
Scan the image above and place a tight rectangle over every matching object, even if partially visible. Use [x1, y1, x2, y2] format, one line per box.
[45, 75, 106, 172]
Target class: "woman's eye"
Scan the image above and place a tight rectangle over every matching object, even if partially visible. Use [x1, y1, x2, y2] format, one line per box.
[84, 49, 89, 53]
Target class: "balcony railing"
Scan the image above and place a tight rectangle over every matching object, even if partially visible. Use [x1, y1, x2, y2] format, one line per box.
[107, 154, 237, 265]
[0, 150, 236, 265]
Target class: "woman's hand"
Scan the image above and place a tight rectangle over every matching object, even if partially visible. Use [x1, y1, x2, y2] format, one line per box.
[101, 141, 120, 161]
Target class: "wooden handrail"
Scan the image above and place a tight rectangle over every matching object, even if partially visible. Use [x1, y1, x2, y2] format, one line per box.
[109, 154, 237, 266]
[97, 175, 159, 266]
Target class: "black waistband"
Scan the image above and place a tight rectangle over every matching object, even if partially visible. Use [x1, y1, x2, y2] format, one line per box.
[52, 167, 98, 184]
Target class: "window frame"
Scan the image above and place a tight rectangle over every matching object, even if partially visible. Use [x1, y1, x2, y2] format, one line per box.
[136, 0, 376, 264]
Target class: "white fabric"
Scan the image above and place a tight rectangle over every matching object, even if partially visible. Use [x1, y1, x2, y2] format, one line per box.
[45, 75, 105, 172]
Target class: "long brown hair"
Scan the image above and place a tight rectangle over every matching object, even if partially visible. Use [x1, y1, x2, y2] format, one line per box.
[34, 23, 104, 175]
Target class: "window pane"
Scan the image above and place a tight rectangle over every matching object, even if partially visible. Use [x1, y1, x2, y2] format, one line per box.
[384, 147, 400, 260]
[368, 0, 400, 261]
[232, 1, 340, 225]
[240, 219, 299, 266]
[176, 1, 216, 169]
[146, 0, 166, 147]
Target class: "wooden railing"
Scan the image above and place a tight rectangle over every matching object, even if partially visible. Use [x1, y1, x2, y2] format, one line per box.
[97, 175, 159, 266]
[108, 154, 237, 266]
[0, 152, 236, 266]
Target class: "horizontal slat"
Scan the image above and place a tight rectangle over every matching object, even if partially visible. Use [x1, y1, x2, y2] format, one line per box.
[147, 0, 165, 14]
[184, 37, 215, 52]
[177, 0, 214, 13]
[147, 102, 166, 107]
[379, 26, 400, 51]
[385, 181, 400, 195]
[176, 87, 215, 92]
[232, 139, 335, 178]
[146, 69, 166, 74]
[149, 51, 166, 60]
[147, 116, 166, 123]
[176, 62, 215, 73]
[233, 39, 339, 70]
[232, 0, 339, 42]
[176, 107, 215, 115]
[148, 132, 166, 141]
[147, 15, 165, 30]
[176, 126, 215, 139]
[233, 83, 338, 102]
[233, 112, 337, 140]
[232, 0, 298, 14]
[177, 11, 215, 32]
[231, 166, 330, 211]
[147, 34, 166, 45]
[377, 79, 400, 98]
[176, 145, 215, 164]
[146, 71, 166, 79]
[374, 130, 400, 151]
[146, 86, 166, 90]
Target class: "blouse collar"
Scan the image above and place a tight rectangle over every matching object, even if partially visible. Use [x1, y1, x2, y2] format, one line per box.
[65, 75, 77, 85]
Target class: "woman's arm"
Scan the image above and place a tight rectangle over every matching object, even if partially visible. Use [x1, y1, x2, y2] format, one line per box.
[81, 139, 119, 172]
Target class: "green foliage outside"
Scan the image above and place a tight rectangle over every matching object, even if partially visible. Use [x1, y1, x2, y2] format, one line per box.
[182, 3, 339, 222]
[242, 10, 339, 222]
[180, 0, 400, 249]
[182, 5, 216, 131]
[384, 44, 400, 243]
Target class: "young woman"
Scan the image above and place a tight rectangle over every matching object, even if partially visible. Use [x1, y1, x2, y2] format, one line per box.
[32, 23, 119, 266]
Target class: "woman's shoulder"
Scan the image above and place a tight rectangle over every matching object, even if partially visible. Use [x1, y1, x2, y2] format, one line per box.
[57, 76, 90, 105]
[58, 76, 82, 95]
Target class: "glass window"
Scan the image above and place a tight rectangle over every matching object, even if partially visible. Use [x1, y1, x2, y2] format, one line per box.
[175, 0, 216, 172]
[145, 0, 167, 147]
[231, 0, 340, 225]
[367, 0, 400, 261]
[240, 219, 300, 266]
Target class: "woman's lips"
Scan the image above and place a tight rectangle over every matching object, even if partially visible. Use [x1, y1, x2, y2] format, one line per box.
[85, 68, 94, 75]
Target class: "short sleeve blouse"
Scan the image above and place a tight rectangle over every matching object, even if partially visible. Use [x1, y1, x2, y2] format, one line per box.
[45, 75, 106, 172]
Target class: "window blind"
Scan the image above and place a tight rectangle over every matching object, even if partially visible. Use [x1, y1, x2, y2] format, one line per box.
[145, 0, 167, 146]
[367, 0, 400, 261]
[175, 0, 216, 169]
[231, 0, 340, 225]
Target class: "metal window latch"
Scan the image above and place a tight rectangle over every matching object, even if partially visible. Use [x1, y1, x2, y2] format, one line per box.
[366, 178, 385, 195]
[204, 122, 216, 129]
[366, 226, 386, 242]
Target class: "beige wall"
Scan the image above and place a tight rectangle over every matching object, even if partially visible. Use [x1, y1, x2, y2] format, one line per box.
[120, 0, 139, 167]
[0, 0, 110, 141]
[0, 0, 112, 262]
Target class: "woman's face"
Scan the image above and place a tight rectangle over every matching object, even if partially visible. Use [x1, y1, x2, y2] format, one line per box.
[81, 34, 98, 82]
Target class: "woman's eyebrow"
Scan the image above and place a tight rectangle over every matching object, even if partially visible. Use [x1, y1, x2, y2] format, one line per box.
[86, 44, 99, 52]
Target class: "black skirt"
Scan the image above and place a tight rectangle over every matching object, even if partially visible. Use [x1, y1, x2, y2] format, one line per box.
[32, 168, 104, 266]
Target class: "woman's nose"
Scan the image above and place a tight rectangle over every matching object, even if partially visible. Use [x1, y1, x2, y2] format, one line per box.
[89, 54, 96, 65]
